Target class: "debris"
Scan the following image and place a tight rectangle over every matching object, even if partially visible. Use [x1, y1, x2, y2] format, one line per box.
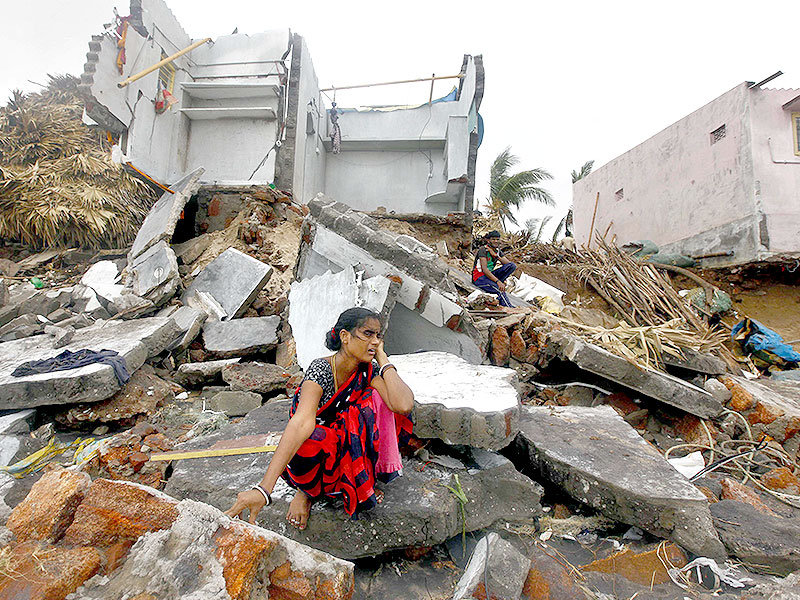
[732, 317, 800, 369]
[162, 305, 206, 351]
[181, 247, 273, 320]
[667, 450, 706, 479]
[221, 361, 292, 394]
[204, 390, 262, 416]
[202, 316, 280, 356]
[151, 444, 278, 462]
[175, 358, 240, 387]
[582, 542, 688, 587]
[391, 351, 520, 450]
[127, 240, 180, 306]
[452, 532, 530, 600]
[514, 405, 726, 557]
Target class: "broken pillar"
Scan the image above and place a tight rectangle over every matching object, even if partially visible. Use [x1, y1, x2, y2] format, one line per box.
[288, 265, 398, 370]
[295, 196, 484, 363]
[391, 351, 520, 450]
[182, 248, 273, 320]
[512, 405, 726, 558]
[0, 316, 180, 409]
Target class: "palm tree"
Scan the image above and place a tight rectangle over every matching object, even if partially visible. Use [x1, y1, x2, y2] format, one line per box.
[525, 216, 553, 244]
[486, 147, 553, 231]
[553, 159, 594, 241]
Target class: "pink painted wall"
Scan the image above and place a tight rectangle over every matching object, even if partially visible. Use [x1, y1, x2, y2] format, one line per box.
[573, 82, 800, 265]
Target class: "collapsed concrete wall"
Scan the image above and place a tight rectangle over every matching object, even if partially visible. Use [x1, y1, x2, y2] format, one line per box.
[295, 196, 483, 363]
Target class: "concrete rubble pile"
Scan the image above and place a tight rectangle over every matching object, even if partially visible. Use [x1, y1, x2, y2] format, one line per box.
[0, 190, 799, 599]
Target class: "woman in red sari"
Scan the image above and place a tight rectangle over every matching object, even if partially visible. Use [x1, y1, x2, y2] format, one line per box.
[225, 307, 414, 529]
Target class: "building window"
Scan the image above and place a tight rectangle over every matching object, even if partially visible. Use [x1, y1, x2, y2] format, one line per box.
[793, 113, 800, 156]
[615, 188, 624, 201]
[710, 124, 726, 145]
[158, 51, 175, 94]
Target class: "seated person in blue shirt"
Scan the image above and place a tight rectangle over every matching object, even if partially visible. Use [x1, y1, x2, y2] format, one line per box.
[471, 230, 516, 307]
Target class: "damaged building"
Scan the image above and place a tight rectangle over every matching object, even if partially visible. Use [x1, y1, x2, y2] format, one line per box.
[573, 77, 800, 267]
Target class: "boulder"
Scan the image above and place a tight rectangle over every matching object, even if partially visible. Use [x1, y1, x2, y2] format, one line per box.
[453, 532, 530, 600]
[513, 405, 725, 558]
[221, 361, 292, 394]
[391, 351, 520, 450]
[206, 390, 262, 416]
[175, 358, 240, 387]
[162, 305, 206, 351]
[164, 401, 543, 559]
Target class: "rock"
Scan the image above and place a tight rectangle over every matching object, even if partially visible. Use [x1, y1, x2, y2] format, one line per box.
[221, 361, 292, 394]
[742, 571, 800, 599]
[162, 305, 206, 351]
[522, 544, 591, 600]
[58, 364, 174, 425]
[581, 543, 688, 586]
[206, 390, 262, 416]
[58, 313, 93, 330]
[762, 467, 800, 495]
[182, 248, 273, 320]
[72, 494, 354, 600]
[0, 542, 101, 599]
[491, 325, 511, 366]
[0, 316, 180, 409]
[202, 316, 281, 356]
[710, 499, 800, 575]
[80, 260, 125, 306]
[0, 279, 8, 307]
[705, 378, 732, 403]
[70, 284, 110, 319]
[175, 358, 240, 387]
[7, 468, 91, 543]
[128, 240, 180, 306]
[164, 401, 543, 559]
[46, 308, 73, 323]
[391, 351, 520, 450]
[510, 329, 528, 361]
[662, 349, 728, 375]
[548, 330, 723, 419]
[513, 405, 726, 558]
[453, 532, 530, 600]
[172, 233, 211, 265]
[288, 266, 397, 370]
[0, 313, 43, 337]
[128, 167, 204, 262]
[0, 258, 19, 276]
[107, 291, 156, 319]
[44, 324, 76, 348]
[0, 409, 36, 434]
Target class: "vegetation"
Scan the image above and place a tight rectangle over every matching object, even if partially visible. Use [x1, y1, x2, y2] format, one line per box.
[486, 147, 553, 231]
[553, 159, 594, 241]
[0, 75, 156, 249]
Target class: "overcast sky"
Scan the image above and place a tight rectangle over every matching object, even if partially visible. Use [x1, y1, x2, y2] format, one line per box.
[3, 0, 799, 238]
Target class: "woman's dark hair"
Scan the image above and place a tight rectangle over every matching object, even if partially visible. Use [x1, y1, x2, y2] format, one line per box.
[485, 230, 502, 239]
[325, 307, 382, 351]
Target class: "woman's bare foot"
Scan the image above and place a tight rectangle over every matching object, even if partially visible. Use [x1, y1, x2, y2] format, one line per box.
[287, 492, 312, 530]
[375, 489, 384, 504]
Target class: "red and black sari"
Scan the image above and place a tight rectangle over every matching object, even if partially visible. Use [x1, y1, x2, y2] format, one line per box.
[283, 361, 413, 517]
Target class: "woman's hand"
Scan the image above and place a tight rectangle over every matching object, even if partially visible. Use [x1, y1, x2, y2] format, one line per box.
[375, 339, 389, 366]
[224, 489, 267, 524]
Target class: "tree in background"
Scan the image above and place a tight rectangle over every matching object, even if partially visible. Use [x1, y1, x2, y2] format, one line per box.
[486, 147, 553, 231]
[553, 159, 594, 241]
[525, 216, 553, 244]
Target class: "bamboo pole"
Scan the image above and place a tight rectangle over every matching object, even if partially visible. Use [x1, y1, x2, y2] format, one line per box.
[320, 73, 464, 93]
[118, 37, 212, 88]
[588, 192, 600, 247]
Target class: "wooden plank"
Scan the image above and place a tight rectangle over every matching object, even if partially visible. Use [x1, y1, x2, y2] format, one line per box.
[149, 445, 278, 462]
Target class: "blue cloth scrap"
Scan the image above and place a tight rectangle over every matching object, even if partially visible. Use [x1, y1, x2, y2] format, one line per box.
[731, 318, 800, 364]
[12, 349, 130, 385]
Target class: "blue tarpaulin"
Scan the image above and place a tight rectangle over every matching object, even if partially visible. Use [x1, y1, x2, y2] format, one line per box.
[731, 318, 800, 366]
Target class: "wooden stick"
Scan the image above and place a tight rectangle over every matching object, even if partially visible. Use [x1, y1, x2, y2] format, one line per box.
[149, 445, 277, 462]
[118, 37, 212, 88]
[587, 192, 600, 248]
[320, 73, 464, 93]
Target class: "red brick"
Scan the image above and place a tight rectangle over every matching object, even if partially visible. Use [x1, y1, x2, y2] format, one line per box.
[784, 416, 800, 442]
[721, 378, 755, 411]
[7, 467, 90, 544]
[62, 478, 178, 548]
[0, 542, 101, 600]
[720, 478, 777, 515]
[490, 326, 510, 366]
[521, 545, 586, 600]
[674, 415, 717, 444]
[762, 467, 800, 495]
[747, 402, 784, 426]
[581, 543, 687, 586]
[605, 393, 640, 416]
[510, 329, 528, 361]
[213, 523, 275, 600]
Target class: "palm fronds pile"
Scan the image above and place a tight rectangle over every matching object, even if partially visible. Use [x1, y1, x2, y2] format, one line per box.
[0, 75, 156, 248]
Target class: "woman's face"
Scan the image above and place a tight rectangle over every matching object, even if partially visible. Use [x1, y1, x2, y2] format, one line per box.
[343, 317, 382, 362]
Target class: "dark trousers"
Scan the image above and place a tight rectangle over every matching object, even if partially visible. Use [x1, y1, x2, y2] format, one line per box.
[473, 262, 516, 307]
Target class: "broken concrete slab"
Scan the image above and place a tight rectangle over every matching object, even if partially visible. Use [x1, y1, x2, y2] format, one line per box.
[296, 197, 484, 363]
[164, 401, 543, 560]
[453, 532, 530, 600]
[128, 240, 180, 306]
[182, 247, 273, 321]
[172, 233, 211, 265]
[0, 317, 180, 409]
[70, 284, 110, 319]
[206, 390, 262, 416]
[710, 500, 800, 576]
[43, 324, 75, 348]
[548, 330, 723, 419]
[162, 305, 206, 351]
[221, 361, 292, 394]
[202, 316, 280, 356]
[175, 358, 240, 387]
[512, 405, 725, 558]
[288, 266, 398, 370]
[0, 409, 36, 435]
[80, 260, 124, 305]
[391, 351, 520, 450]
[128, 167, 204, 262]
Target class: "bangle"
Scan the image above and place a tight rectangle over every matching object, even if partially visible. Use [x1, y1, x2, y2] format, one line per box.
[379, 363, 396, 377]
[252, 484, 272, 506]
